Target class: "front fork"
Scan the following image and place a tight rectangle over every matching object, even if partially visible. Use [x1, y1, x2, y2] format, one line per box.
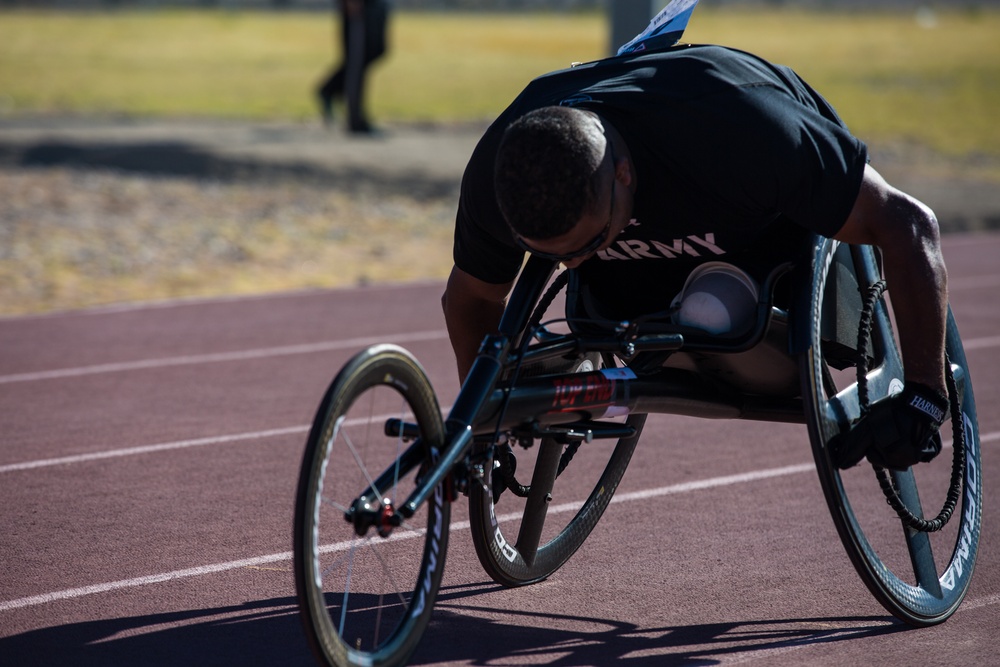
[344, 332, 511, 538]
[345, 257, 562, 537]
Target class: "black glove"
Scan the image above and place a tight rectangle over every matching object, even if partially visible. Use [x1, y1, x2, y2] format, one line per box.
[830, 381, 949, 471]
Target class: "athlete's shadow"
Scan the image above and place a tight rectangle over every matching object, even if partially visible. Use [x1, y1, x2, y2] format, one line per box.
[0, 596, 312, 667]
[0, 138, 457, 199]
[0, 583, 906, 667]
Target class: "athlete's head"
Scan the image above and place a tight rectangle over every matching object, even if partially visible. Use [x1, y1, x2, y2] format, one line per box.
[494, 106, 610, 241]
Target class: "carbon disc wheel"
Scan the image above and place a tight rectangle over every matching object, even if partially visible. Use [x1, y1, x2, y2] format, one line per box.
[800, 239, 982, 626]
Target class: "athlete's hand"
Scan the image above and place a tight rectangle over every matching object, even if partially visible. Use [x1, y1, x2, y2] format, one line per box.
[830, 382, 949, 471]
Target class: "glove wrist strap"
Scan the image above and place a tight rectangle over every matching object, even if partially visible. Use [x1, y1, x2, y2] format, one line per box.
[903, 381, 948, 426]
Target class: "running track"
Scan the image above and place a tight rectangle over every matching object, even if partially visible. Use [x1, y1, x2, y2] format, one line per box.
[2, 233, 998, 666]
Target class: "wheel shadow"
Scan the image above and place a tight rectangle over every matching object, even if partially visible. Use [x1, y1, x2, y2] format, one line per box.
[0, 583, 907, 667]
[415, 582, 908, 666]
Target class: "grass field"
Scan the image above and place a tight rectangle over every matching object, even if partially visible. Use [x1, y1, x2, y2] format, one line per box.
[1, 7, 998, 315]
[1, 7, 998, 156]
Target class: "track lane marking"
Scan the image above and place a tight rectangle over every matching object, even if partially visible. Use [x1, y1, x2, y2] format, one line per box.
[2, 331, 996, 385]
[0, 426, 311, 473]
[4, 434, 999, 614]
[3, 325, 998, 386]
[0, 462, 816, 612]
[964, 335, 1000, 351]
[0, 281, 445, 322]
[0, 553, 297, 612]
[0, 407, 441, 474]
[1, 413, 996, 475]
[949, 274, 1000, 290]
[0, 330, 449, 384]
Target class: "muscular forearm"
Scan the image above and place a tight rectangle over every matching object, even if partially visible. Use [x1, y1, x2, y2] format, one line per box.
[442, 270, 508, 384]
[878, 207, 949, 395]
[443, 297, 504, 384]
[836, 167, 949, 397]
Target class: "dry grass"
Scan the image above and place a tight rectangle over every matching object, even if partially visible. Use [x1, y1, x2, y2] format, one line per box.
[0, 168, 455, 315]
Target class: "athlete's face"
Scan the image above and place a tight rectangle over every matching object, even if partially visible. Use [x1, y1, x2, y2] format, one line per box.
[515, 143, 627, 269]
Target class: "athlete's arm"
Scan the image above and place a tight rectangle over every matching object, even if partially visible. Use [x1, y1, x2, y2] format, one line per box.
[833, 163, 948, 396]
[442, 266, 514, 384]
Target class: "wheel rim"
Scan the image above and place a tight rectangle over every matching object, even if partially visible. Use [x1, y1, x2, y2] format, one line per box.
[803, 241, 982, 625]
[295, 349, 448, 666]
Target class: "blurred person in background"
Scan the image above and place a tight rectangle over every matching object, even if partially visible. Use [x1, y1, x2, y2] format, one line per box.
[317, 0, 390, 135]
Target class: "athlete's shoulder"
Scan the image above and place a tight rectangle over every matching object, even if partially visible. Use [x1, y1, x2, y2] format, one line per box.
[610, 43, 763, 67]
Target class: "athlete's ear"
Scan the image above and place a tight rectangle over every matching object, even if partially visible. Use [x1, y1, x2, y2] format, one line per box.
[614, 155, 634, 189]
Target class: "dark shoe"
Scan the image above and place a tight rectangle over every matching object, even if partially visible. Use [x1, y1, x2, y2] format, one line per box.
[317, 92, 334, 126]
[348, 119, 374, 134]
[348, 120, 383, 137]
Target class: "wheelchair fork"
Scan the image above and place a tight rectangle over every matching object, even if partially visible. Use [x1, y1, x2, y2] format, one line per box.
[514, 437, 564, 567]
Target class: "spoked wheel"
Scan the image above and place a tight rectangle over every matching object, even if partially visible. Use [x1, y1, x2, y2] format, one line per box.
[294, 345, 450, 667]
[800, 239, 982, 626]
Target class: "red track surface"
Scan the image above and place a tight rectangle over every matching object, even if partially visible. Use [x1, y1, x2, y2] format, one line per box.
[2, 232, 998, 666]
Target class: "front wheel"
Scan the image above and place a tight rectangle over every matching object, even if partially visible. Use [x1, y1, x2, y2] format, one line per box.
[293, 345, 450, 667]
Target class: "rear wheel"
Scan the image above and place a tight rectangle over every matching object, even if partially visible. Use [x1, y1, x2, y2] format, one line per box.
[294, 345, 449, 666]
[800, 240, 982, 626]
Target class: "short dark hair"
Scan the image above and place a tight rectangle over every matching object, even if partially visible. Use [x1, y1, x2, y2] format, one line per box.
[494, 106, 605, 240]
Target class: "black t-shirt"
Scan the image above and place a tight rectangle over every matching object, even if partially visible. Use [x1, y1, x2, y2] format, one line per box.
[454, 44, 868, 318]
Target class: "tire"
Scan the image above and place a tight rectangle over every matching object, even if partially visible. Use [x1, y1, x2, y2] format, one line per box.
[800, 240, 982, 626]
[294, 345, 450, 667]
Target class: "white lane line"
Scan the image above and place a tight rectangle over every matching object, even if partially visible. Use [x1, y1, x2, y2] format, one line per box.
[0, 407, 437, 474]
[0, 462, 816, 612]
[959, 592, 1000, 613]
[537, 464, 817, 519]
[3, 328, 997, 387]
[1, 409, 995, 476]
[0, 426, 310, 474]
[946, 430, 1000, 447]
[0, 552, 295, 612]
[612, 464, 817, 502]
[3, 428, 999, 613]
[0, 330, 448, 384]
[0, 282, 445, 322]
[949, 274, 1000, 290]
[964, 335, 1000, 351]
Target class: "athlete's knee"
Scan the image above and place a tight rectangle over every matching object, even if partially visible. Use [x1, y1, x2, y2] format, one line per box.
[671, 262, 760, 336]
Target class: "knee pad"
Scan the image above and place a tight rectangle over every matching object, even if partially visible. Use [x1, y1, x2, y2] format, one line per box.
[671, 262, 759, 336]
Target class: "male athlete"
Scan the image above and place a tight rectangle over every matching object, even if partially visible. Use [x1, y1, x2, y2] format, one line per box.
[441, 44, 949, 472]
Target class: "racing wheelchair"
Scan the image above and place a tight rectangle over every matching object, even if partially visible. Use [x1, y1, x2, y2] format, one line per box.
[292, 233, 982, 667]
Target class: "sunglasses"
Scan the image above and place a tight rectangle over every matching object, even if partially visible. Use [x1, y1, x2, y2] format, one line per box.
[513, 146, 617, 263]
